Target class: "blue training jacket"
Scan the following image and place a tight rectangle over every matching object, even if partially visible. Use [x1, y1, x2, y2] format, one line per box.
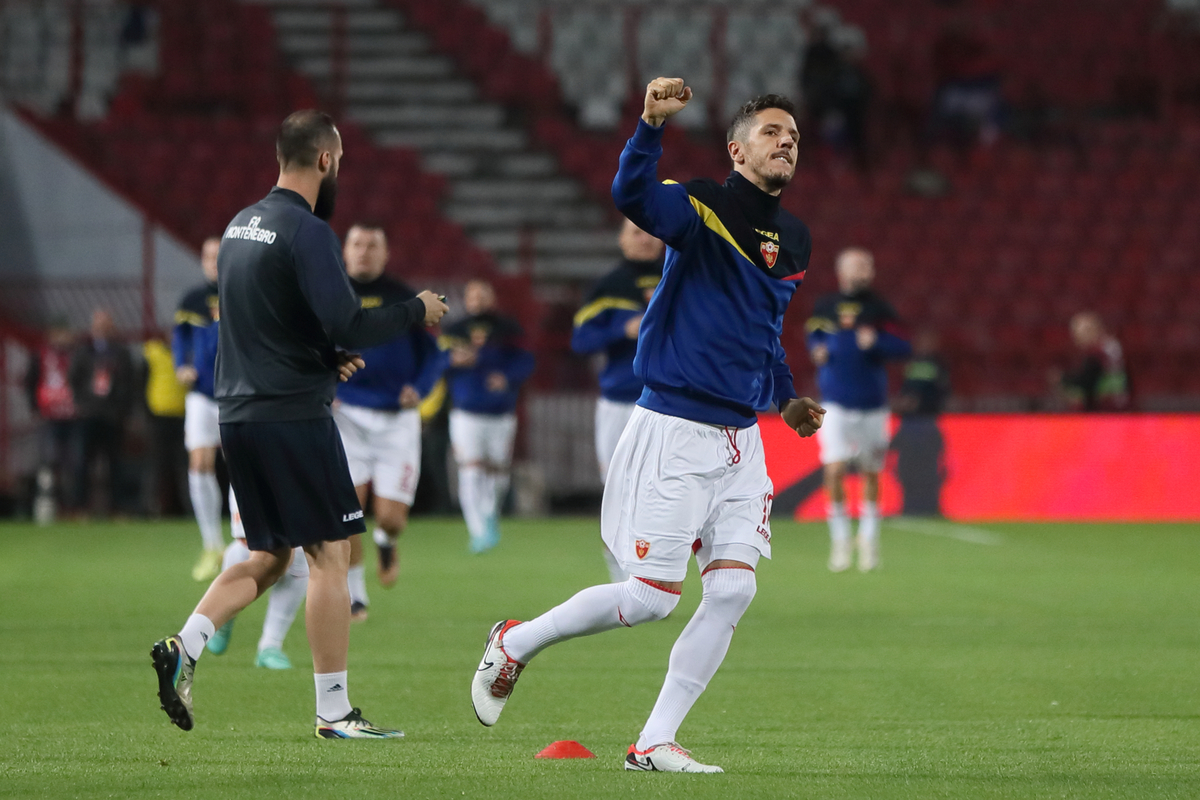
[439, 311, 535, 415]
[336, 274, 446, 411]
[172, 282, 220, 398]
[612, 119, 811, 428]
[571, 257, 663, 403]
[805, 289, 911, 410]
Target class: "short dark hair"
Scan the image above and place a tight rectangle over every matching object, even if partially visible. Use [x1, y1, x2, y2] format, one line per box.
[276, 110, 339, 170]
[726, 94, 797, 144]
[347, 220, 386, 234]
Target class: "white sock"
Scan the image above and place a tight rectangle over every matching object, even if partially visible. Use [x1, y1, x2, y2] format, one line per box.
[228, 486, 245, 540]
[859, 500, 880, 544]
[503, 578, 680, 664]
[259, 551, 308, 652]
[373, 527, 392, 548]
[178, 613, 216, 662]
[458, 465, 487, 541]
[315, 671, 352, 721]
[222, 538, 250, 571]
[637, 568, 757, 750]
[827, 500, 851, 544]
[189, 471, 225, 550]
[602, 548, 628, 583]
[347, 564, 368, 607]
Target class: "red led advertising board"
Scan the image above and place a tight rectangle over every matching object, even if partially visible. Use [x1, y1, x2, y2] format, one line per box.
[760, 414, 1200, 522]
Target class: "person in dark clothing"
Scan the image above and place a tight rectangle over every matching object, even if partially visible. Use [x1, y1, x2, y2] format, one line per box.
[150, 109, 448, 739]
[25, 320, 78, 513]
[1054, 311, 1131, 411]
[69, 309, 135, 515]
[892, 329, 950, 516]
[800, 23, 872, 167]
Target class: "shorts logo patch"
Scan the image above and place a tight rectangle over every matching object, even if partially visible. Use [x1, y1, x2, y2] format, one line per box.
[760, 240, 779, 268]
[635, 539, 650, 559]
[342, 510, 364, 523]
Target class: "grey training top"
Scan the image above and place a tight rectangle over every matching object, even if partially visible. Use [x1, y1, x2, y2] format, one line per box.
[215, 187, 426, 423]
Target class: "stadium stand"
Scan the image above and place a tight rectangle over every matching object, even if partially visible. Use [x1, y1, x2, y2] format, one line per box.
[2, 0, 1196, 413]
[458, 0, 1198, 406]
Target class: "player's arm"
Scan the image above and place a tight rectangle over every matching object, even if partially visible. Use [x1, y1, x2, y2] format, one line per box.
[571, 301, 641, 354]
[862, 307, 911, 359]
[412, 330, 448, 397]
[771, 337, 823, 436]
[294, 223, 446, 350]
[611, 78, 701, 248]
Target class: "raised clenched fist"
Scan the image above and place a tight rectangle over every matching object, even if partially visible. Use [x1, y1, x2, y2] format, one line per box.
[642, 78, 693, 128]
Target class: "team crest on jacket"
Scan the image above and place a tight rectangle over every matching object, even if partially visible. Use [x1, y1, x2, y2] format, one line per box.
[760, 240, 779, 268]
[635, 539, 650, 559]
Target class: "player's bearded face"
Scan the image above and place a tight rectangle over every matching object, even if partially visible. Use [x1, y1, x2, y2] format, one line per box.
[745, 110, 798, 192]
[313, 171, 338, 221]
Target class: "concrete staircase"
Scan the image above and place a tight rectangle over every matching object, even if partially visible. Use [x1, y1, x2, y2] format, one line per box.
[244, 0, 620, 278]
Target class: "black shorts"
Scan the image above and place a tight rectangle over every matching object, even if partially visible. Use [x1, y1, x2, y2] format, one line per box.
[220, 418, 366, 552]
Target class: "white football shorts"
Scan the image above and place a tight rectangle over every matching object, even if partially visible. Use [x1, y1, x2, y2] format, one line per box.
[817, 402, 891, 472]
[334, 403, 422, 505]
[449, 409, 517, 469]
[594, 397, 637, 482]
[184, 391, 221, 451]
[602, 406, 774, 583]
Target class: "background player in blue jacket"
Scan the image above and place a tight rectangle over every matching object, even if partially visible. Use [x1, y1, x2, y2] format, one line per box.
[440, 280, 535, 553]
[173, 236, 225, 581]
[806, 248, 911, 572]
[571, 219, 664, 581]
[334, 222, 446, 618]
[470, 80, 824, 773]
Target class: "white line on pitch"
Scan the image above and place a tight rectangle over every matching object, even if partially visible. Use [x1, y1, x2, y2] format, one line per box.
[886, 517, 1004, 546]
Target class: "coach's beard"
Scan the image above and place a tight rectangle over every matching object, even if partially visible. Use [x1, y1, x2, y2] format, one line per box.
[313, 172, 338, 221]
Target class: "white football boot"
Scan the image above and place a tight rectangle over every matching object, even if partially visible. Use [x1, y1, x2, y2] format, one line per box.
[471, 619, 525, 726]
[828, 538, 852, 572]
[857, 535, 879, 572]
[625, 742, 724, 773]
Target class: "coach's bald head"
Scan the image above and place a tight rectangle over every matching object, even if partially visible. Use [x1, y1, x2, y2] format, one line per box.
[836, 248, 874, 294]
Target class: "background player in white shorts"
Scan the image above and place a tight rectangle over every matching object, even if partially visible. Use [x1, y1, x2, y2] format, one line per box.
[440, 280, 535, 553]
[470, 80, 824, 773]
[203, 491, 309, 670]
[173, 236, 226, 582]
[335, 222, 446, 619]
[571, 218, 663, 581]
[807, 248, 911, 572]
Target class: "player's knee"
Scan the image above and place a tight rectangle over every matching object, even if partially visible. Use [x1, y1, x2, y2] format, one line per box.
[619, 577, 680, 625]
[701, 568, 757, 617]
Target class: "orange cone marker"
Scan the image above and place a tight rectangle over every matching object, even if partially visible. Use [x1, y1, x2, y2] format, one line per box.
[535, 740, 596, 759]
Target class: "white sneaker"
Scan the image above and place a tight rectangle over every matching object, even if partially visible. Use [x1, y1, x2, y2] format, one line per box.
[857, 536, 879, 572]
[625, 742, 724, 773]
[315, 708, 404, 739]
[471, 619, 525, 726]
[828, 538, 852, 572]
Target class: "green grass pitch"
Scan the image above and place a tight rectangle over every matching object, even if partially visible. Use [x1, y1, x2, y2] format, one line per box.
[0, 516, 1197, 799]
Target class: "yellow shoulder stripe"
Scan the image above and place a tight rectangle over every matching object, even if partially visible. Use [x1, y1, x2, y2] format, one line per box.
[174, 310, 209, 327]
[438, 335, 468, 351]
[686, 197, 754, 265]
[805, 317, 837, 333]
[574, 297, 642, 327]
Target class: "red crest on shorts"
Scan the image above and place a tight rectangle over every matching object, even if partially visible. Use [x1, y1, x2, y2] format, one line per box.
[635, 539, 650, 559]
[760, 241, 779, 268]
